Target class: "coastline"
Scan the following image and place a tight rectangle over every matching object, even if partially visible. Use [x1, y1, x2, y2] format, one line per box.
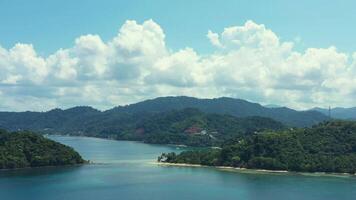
[155, 162, 356, 178]
[155, 162, 288, 173]
[46, 134, 187, 147]
[45, 135, 356, 178]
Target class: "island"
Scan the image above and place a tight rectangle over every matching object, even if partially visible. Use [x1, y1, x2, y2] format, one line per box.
[159, 120, 356, 174]
[0, 129, 85, 169]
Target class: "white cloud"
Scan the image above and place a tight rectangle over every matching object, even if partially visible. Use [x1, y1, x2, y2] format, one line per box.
[2, 75, 22, 84]
[47, 49, 78, 81]
[0, 19, 356, 111]
[214, 20, 281, 50]
[108, 19, 168, 81]
[0, 44, 48, 85]
[207, 30, 223, 48]
[145, 48, 209, 87]
[73, 34, 109, 79]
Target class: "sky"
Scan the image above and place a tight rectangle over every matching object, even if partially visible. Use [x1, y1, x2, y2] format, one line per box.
[1, 0, 356, 111]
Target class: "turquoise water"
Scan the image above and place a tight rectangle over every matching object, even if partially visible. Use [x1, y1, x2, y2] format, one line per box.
[1, 136, 356, 200]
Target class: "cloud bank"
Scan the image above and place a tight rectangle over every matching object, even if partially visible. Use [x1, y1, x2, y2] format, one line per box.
[1, 19, 356, 111]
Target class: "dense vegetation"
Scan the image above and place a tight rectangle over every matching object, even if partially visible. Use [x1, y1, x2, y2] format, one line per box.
[0, 130, 85, 169]
[136, 108, 284, 146]
[159, 121, 356, 174]
[112, 96, 328, 127]
[0, 104, 286, 146]
[0, 97, 327, 136]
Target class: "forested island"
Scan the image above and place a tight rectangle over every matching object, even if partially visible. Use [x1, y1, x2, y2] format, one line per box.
[0, 130, 85, 169]
[159, 121, 356, 174]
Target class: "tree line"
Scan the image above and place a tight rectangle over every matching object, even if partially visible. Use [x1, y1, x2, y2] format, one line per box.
[159, 120, 356, 174]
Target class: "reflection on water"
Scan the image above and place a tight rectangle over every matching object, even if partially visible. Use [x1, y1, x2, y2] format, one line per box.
[0, 165, 83, 178]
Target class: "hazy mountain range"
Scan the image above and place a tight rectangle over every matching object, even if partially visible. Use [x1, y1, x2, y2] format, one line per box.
[311, 107, 356, 120]
[0, 96, 328, 131]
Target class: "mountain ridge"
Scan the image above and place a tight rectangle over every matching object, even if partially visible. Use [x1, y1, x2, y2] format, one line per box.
[0, 96, 328, 130]
[106, 96, 328, 127]
[311, 107, 356, 120]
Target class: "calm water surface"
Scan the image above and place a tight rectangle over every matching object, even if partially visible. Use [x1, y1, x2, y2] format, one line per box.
[1, 136, 356, 200]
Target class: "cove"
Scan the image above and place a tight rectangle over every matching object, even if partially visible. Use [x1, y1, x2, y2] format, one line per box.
[1, 136, 356, 200]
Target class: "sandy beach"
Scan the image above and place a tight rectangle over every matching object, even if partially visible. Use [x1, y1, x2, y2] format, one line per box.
[155, 162, 356, 178]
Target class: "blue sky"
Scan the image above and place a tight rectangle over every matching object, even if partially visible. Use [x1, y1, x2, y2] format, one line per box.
[1, 0, 356, 111]
[1, 0, 356, 55]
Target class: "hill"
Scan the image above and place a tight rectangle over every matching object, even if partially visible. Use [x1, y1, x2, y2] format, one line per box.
[159, 120, 356, 174]
[110, 96, 328, 127]
[0, 106, 102, 133]
[131, 108, 285, 146]
[312, 107, 356, 120]
[0, 130, 85, 169]
[0, 97, 328, 140]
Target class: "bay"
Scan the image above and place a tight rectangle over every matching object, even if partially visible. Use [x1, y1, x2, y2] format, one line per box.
[1, 136, 356, 200]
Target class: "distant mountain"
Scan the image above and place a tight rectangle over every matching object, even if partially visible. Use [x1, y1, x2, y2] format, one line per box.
[264, 104, 283, 108]
[312, 107, 356, 120]
[0, 97, 328, 138]
[0, 106, 102, 132]
[110, 96, 328, 127]
[0, 106, 285, 147]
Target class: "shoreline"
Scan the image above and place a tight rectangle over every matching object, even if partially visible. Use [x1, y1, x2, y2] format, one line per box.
[155, 162, 356, 178]
[45, 135, 356, 178]
[45, 134, 210, 148]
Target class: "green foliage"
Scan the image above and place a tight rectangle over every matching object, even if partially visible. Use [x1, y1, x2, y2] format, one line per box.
[0, 105, 285, 147]
[0, 97, 328, 137]
[0, 130, 85, 169]
[139, 108, 284, 146]
[158, 150, 221, 166]
[160, 120, 356, 174]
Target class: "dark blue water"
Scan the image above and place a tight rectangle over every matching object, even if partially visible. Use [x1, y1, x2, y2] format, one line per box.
[1, 136, 356, 200]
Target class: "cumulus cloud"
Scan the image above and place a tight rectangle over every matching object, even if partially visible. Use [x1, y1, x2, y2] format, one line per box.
[209, 20, 282, 50]
[0, 19, 356, 111]
[0, 44, 48, 85]
[207, 30, 223, 48]
[145, 48, 208, 87]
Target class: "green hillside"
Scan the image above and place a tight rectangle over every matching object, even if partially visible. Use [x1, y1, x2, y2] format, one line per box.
[0, 130, 85, 169]
[134, 108, 285, 146]
[0, 97, 328, 136]
[160, 120, 356, 174]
